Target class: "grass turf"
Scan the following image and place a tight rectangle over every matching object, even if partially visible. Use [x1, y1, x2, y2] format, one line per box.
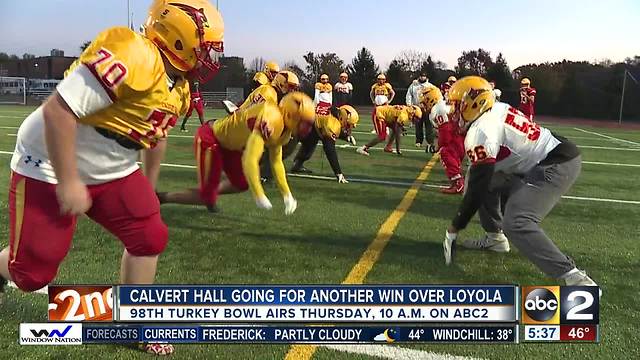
[0, 104, 638, 359]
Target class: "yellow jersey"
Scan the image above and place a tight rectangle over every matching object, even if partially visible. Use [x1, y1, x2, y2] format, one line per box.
[314, 109, 342, 140]
[212, 102, 293, 200]
[253, 71, 271, 86]
[212, 102, 291, 151]
[67, 27, 191, 149]
[237, 84, 278, 111]
[375, 105, 410, 127]
[315, 82, 333, 93]
[371, 83, 393, 97]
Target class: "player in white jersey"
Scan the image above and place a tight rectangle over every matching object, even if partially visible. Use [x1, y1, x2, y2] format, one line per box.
[442, 76, 599, 290]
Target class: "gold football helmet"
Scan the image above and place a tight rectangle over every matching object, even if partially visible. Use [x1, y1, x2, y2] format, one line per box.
[143, 0, 224, 83]
[449, 76, 494, 123]
[279, 92, 315, 137]
[419, 86, 443, 112]
[338, 105, 359, 128]
[271, 71, 300, 95]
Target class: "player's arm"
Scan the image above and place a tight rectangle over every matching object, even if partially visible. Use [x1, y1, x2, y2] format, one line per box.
[388, 87, 396, 104]
[268, 144, 297, 215]
[394, 123, 402, 154]
[370, 87, 376, 104]
[242, 131, 271, 208]
[450, 162, 495, 232]
[44, 61, 116, 214]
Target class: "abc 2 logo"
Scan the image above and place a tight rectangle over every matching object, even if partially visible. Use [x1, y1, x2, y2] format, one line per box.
[521, 286, 599, 325]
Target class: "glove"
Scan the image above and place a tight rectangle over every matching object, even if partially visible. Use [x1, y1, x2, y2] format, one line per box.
[337, 174, 349, 184]
[347, 135, 357, 146]
[255, 195, 273, 210]
[443, 231, 457, 265]
[283, 193, 297, 215]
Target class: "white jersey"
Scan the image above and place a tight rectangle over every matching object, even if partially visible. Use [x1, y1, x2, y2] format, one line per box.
[334, 82, 353, 94]
[428, 100, 452, 129]
[464, 102, 560, 175]
[10, 66, 139, 185]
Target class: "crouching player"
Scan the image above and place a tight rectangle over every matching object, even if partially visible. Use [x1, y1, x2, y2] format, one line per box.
[0, 0, 224, 355]
[158, 92, 315, 214]
[291, 105, 359, 183]
[442, 77, 599, 290]
[420, 86, 465, 194]
[356, 105, 421, 156]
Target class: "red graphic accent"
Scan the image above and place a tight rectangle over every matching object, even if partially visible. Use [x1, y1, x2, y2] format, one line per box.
[83, 48, 128, 100]
[252, 94, 265, 104]
[48, 285, 113, 322]
[259, 121, 272, 140]
[247, 117, 257, 131]
[466, 145, 489, 164]
[505, 107, 540, 141]
[315, 103, 331, 116]
[496, 145, 511, 161]
[560, 325, 597, 342]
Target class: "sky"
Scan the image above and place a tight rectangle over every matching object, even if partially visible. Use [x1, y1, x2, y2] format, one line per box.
[1, 0, 639, 70]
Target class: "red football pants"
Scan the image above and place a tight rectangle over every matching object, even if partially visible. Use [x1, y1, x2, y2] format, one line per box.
[8, 170, 167, 292]
[195, 123, 249, 206]
[438, 123, 466, 179]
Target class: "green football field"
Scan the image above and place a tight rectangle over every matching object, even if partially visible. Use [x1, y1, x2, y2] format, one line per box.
[0, 104, 638, 360]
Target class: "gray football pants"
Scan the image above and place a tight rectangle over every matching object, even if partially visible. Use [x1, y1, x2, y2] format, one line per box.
[476, 157, 581, 278]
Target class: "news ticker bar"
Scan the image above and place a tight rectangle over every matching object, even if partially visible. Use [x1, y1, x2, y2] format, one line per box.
[21, 324, 519, 345]
[48, 285, 600, 327]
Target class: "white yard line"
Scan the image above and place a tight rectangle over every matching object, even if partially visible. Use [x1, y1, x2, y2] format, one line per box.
[7, 281, 48, 294]
[573, 127, 640, 147]
[582, 161, 640, 168]
[0, 151, 638, 205]
[324, 344, 482, 360]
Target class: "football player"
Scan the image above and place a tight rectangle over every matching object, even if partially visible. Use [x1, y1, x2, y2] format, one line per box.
[518, 77, 536, 120]
[157, 92, 315, 213]
[0, 0, 224, 355]
[356, 105, 421, 156]
[440, 75, 457, 100]
[314, 73, 333, 109]
[334, 72, 353, 106]
[252, 61, 280, 89]
[419, 86, 465, 194]
[442, 76, 599, 289]
[369, 74, 395, 132]
[291, 105, 359, 183]
[223, 70, 299, 116]
[179, 80, 205, 131]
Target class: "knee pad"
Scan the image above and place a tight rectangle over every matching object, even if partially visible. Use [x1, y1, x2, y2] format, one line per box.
[9, 263, 56, 292]
[125, 216, 168, 257]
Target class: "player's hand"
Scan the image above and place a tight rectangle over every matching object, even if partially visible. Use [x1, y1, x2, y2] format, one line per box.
[443, 230, 457, 265]
[337, 174, 349, 184]
[283, 193, 297, 215]
[347, 135, 357, 146]
[255, 195, 273, 210]
[56, 178, 92, 216]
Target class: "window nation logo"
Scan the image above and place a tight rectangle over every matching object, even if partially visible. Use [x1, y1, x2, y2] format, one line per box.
[19, 323, 83, 345]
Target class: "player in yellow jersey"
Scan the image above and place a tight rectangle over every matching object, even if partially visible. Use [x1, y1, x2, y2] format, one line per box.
[224, 70, 300, 115]
[0, 0, 223, 355]
[291, 105, 359, 183]
[356, 105, 422, 156]
[314, 73, 333, 109]
[158, 92, 315, 213]
[252, 61, 280, 89]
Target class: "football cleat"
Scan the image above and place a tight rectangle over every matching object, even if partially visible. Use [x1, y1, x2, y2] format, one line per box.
[356, 146, 370, 156]
[440, 178, 464, 194]
[291, 161, 313, 174]
[383, 146, 395, 153]
[206, 204, 220, 213]
[415, 142, 422, 148]
[370, 130, 377, 134]
[0, 275, 7, 305]
[562, 269, 601, 297]
[443, 231, 457, 265]
[180, 127, 188, 132]
[461, 232, 510, 252]
[139, 343, 174, 356]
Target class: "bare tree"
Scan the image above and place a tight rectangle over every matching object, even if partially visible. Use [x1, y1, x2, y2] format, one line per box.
[395, 50, 430, 75]
[249, 57, 266, 73]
